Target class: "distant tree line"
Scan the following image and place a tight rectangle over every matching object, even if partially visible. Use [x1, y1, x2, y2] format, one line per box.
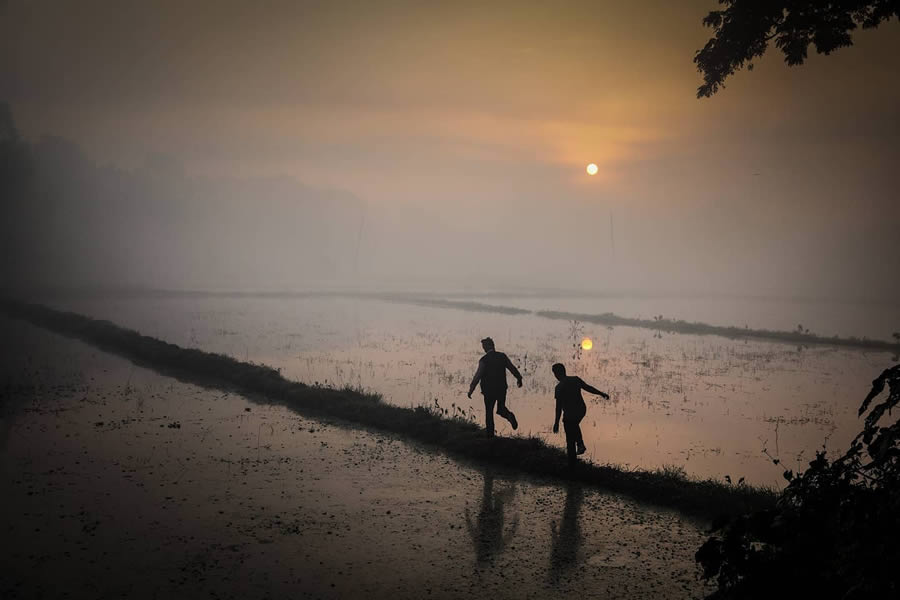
[1, 103, 364, 293]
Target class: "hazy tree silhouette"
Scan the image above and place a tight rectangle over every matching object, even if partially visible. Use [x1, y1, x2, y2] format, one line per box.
[1, 102, 36, 286]
[695, 0, 900, 97]
[1, 101, 20, 141]
[0, 102, 365, 292]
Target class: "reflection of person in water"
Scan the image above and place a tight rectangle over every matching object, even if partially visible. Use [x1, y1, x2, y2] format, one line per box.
[552, 363, 609, 466]
[465, 470, 519, 565]
[549, 481, 584, 584]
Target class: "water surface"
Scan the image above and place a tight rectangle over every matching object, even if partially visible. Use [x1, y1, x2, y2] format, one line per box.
[42, 293, 894, 487]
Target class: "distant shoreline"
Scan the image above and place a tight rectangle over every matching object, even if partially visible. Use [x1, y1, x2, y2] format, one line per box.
[25, 287, 899, 353]
[18, 283, 900, 307]
[533, 309, 900, 353]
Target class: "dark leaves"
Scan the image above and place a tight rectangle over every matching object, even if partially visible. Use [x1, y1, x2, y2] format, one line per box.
[858, 365, 899, 416]
[695, 1, 900, 97]
[696, 362, 900, 597]
[695, 538, 724, 579]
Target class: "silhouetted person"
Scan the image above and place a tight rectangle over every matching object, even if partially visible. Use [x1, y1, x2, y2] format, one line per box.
[552, 363, 608, 466]
[465, 469, 519, 565]
[548, 481, 584, 584]
[467, 337, 521, 437]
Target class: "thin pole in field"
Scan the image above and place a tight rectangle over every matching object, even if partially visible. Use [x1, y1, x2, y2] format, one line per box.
[609, 211, 615, 261]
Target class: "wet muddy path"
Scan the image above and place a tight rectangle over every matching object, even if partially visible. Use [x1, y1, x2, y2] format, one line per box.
[1, 316, 712, 598]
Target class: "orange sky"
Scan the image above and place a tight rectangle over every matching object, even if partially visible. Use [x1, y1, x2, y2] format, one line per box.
[3, 0, 899, 298]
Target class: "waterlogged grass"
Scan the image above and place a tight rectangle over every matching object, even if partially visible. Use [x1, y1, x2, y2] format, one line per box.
[1, 297, 775, 520]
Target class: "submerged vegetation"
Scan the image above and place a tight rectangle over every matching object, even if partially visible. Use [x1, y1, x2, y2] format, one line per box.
[696, 364, 900, 598]
[1, 297, 773, 521]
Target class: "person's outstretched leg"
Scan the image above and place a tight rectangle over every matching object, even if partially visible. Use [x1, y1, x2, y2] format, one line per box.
[573, 411, 586, 454]
[563, 419, 578, 466]
[495, 390, 518, 430]
[483, 395, 496, 437]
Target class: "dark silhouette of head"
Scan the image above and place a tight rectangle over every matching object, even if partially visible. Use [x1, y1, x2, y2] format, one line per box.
[481, 337, 495, 352]
[552, 363, 566, 381]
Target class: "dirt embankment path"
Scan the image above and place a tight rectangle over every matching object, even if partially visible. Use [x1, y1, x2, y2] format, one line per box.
[1, 316, 713, 599]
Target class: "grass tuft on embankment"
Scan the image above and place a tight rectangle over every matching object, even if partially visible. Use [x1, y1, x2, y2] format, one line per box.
[1, 297, 774, 521]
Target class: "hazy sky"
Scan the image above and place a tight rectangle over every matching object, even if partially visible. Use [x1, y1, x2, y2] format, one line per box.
[3, 0, 899, 299]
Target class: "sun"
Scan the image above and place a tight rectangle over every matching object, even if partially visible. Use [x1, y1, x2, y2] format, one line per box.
[586, 163, 598, 176]
[581, 337, 593, 350]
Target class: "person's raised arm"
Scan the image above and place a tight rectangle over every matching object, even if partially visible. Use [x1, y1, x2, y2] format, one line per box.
[579, 377, 609, 399]
[505, 355, 523, 388]
[467, 361, 485, 399]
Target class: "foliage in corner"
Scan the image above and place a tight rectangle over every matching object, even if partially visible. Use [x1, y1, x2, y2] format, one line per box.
[695, 0, 900, 97]
[695, 363, 900, 598]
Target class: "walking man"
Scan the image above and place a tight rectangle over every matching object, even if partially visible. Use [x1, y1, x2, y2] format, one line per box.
[551, 363, 609, 466]
[467, 337, 522, 437]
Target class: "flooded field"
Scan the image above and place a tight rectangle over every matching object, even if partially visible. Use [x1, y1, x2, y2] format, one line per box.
[42, 293, 896, 487]
[450, 293, 898, 341]
[1, 316, 711, 599]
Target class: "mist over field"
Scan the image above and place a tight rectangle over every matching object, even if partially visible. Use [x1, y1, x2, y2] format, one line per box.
[2, 133, 365, 289]
[2, 0, 899, 300]
[4, 2, 900, 599]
